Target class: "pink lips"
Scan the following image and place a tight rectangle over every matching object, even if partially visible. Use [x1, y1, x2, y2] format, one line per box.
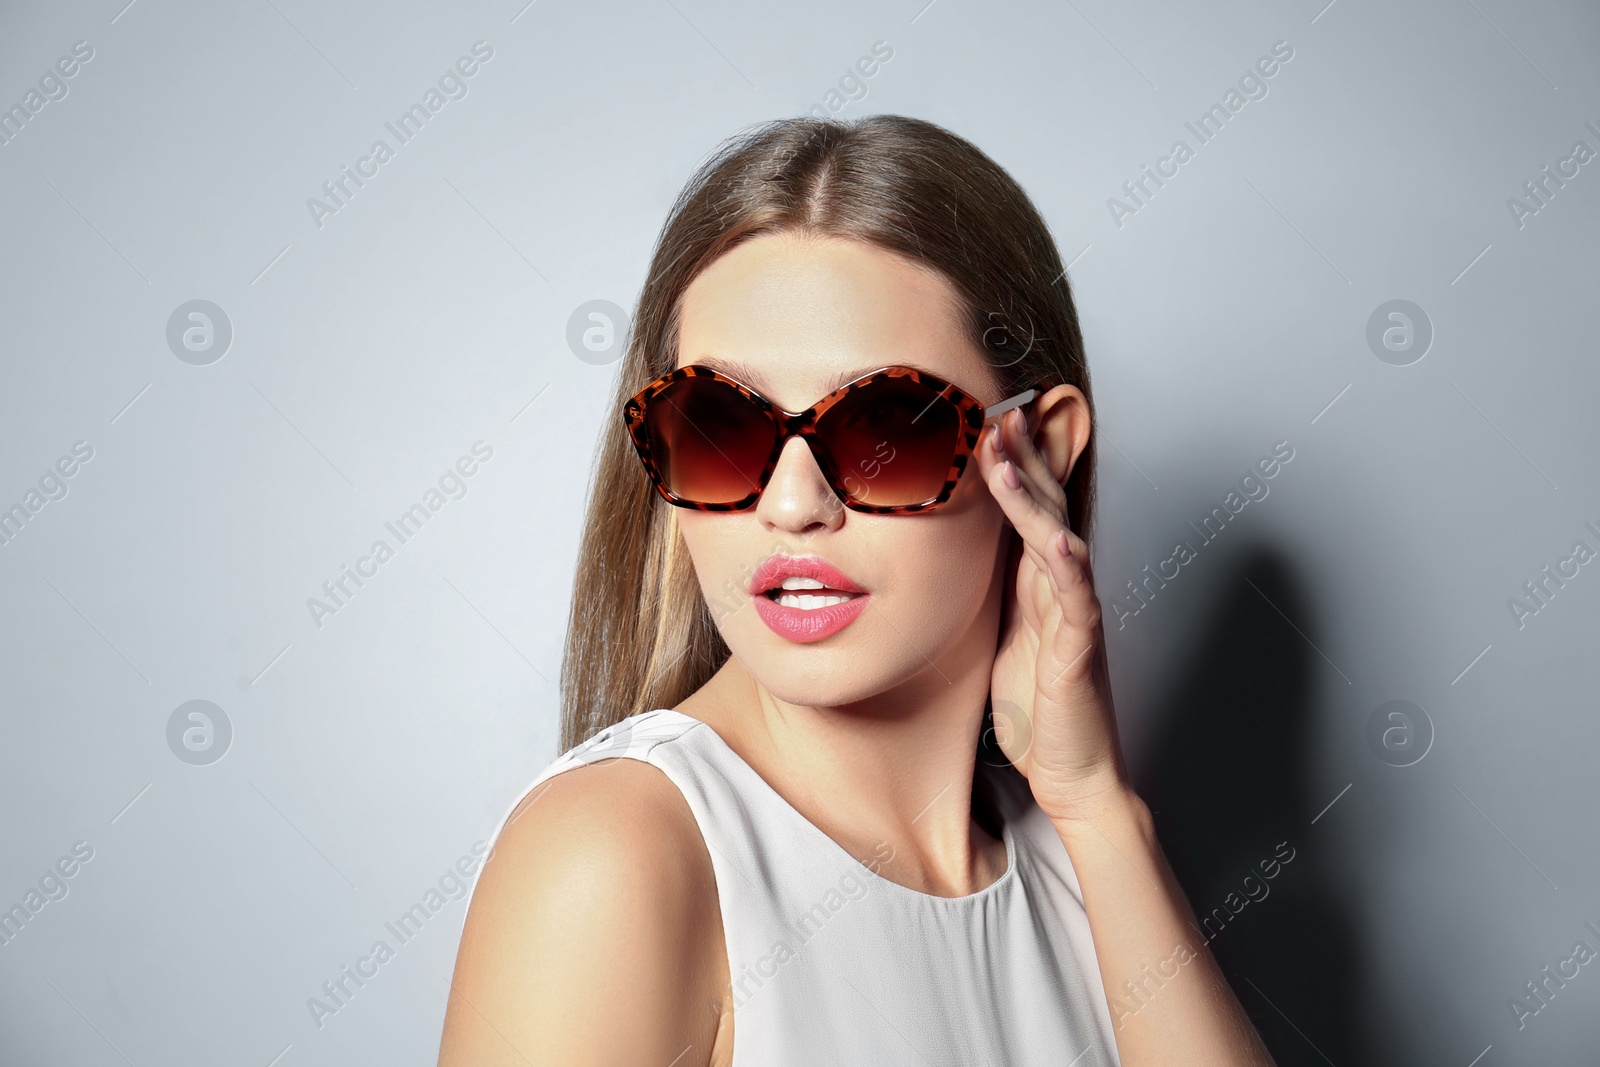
[748, 554, 869, 643]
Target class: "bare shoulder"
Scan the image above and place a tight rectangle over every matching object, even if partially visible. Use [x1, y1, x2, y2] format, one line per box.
[438, 757, 731, 1066]
[477, 756, 715, 907]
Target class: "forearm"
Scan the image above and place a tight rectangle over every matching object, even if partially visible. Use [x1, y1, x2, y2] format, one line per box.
[1052, 788, 1275, 1067]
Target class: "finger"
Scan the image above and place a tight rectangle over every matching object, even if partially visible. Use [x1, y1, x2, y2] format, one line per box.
[1036, 598, 1100, 687]
[998, 407, 1066, 515]
[988, 419, 1091, 564]
[982, 444, 1101, 627]
[1038, 601, 1101, 699]
[1042, 526, 1102, 633]
[983, 445, 1075, 578]
[1029, 541, 1104, 699]
[976, 420, 1057, 519]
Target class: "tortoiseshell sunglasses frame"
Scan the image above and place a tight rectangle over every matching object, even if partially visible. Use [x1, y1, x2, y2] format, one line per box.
[623, 364, 1039, 514]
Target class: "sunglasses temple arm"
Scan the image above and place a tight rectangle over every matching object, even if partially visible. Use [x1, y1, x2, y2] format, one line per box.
[983, 388, 1039, 421]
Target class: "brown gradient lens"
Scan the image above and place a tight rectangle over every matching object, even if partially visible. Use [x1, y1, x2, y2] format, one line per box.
[644, 375, 777, 505]
[815, 375, 960, 506]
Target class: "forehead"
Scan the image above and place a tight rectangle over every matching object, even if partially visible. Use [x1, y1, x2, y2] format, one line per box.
[675, 232, 999, 408]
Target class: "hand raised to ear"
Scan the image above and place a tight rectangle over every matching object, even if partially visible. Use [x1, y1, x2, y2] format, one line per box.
[975, 400, 1131, 826]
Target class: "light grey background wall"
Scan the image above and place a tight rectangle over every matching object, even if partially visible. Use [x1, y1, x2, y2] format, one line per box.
[2, 0, 1596, 1063]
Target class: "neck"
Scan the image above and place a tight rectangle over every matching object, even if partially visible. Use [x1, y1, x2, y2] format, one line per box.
[683, 622, 1006, 897]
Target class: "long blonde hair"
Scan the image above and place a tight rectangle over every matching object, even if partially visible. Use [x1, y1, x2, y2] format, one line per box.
[559, 114, 1097, 751]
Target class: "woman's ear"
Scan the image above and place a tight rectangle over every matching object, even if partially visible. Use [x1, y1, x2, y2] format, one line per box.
[1029, 384, 1091, 487]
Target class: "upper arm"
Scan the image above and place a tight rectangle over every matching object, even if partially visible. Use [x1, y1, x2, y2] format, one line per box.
[438, 758, 729, 1067]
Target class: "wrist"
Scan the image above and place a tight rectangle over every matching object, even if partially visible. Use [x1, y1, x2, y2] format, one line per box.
[1047, 780, 1153, 851]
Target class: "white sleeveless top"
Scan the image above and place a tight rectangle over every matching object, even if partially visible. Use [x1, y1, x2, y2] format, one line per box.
[475, 708, 1124, 1065]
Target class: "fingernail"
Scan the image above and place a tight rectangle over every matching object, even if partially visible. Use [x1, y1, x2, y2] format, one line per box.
[1002, 461, 1021, 489]
[1055, 530, 1071, 557]
[991, 425, 1006, 457]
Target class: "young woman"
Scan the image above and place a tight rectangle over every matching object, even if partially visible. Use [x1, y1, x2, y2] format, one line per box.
[438, 115, 1275, 1066]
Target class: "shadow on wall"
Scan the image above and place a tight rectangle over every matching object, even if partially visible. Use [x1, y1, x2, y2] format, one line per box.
[1136, 544, 1371, 1067]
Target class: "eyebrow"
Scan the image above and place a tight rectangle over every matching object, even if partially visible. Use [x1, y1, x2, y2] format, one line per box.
[691, 356, 904, 402]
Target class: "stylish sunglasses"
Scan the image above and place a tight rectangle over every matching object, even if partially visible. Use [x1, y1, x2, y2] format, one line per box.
[623, 364, 1039, 513]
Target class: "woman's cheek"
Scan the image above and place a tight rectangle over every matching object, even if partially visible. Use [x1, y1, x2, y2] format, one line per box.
[676, 516, 734, 609]
[678, 516, 800, 636]
[889, 515, 1006, 641]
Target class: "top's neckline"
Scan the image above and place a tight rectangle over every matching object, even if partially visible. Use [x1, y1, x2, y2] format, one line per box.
[645, 707, 1019, 904]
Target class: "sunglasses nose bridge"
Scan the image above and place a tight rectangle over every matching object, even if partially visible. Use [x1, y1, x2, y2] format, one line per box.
[755, 426, 846, 530]
[773, 411, 839, 484]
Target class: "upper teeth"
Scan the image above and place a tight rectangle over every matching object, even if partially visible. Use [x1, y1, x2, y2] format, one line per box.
[770, 575, 857, 608]
[776, 593, 853, 609]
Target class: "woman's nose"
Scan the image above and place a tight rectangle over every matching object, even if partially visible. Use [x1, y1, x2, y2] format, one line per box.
[755, 436, 845, 533]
